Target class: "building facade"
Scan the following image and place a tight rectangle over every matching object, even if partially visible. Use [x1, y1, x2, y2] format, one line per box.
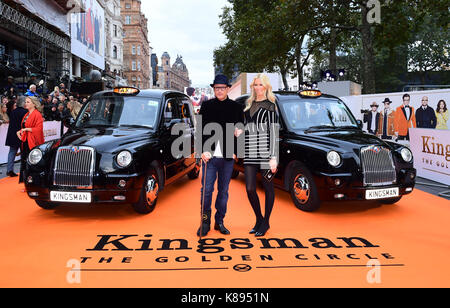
[120, 0, 152, 89]
[156, 52, 190, 92]
[99, 0, 124, 83]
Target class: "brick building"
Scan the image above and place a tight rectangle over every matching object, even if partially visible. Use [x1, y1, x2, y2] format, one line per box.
[120, 0, 152, 89]
[156, 52, 190, 92]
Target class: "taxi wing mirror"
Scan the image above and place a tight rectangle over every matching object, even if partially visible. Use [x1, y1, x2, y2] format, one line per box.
[356, 120, 363, 129]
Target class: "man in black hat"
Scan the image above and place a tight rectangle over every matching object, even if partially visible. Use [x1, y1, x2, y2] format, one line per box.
[379, 98, 396, 140]
[196, 74, 244, 237]
[363, 102, 380, 135]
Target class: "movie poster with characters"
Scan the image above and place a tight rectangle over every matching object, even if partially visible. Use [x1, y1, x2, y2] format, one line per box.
[342, 89, 450, 141]
[70, 0, 105, 70]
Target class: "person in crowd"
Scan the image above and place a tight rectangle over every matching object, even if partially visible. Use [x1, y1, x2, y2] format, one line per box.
[50, 86, 60, 100]
[26, 74, 38, 90]
[3, 76, 17, 98]
[363, 102, 380, 135]
[67, 100, 82, 120]
[55, 103, 69, 121]
[25, 84, 39, 98]
[0, 102, 10, 124]
[394, 93, 416, 141]
[240, 73, 279, 237]
[17, 96, 45, 183]
[435, 100, 448, 130]
[5, 96, 27, 177]
[378, 98, 396, 140]
[415, 96, 437, 128]
[196, 74, 244, 237]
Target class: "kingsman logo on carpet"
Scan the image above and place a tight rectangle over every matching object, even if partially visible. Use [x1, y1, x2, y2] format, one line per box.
[74, 234, 404, 272]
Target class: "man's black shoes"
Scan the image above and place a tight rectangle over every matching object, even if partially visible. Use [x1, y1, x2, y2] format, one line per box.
[8, 171, 18, 177]
[214, 223, 230, 235]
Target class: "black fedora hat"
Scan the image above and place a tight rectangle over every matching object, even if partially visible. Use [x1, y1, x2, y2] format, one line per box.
[210, 74, 231, 87]
[382, 98, 392, 104]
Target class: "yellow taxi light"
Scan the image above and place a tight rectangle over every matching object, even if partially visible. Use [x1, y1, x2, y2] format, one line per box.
[299, 90, 322, 98]
[113, 87, 140, 95]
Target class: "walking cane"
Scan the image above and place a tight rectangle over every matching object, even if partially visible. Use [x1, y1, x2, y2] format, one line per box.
[199, 158, 208, 241]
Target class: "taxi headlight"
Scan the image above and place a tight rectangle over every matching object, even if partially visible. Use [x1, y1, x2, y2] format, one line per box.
[327, 151, 341, 167]
[400, 147, 413, 162]
[116, 151, 133, 168]
[28, 149, 43, 165]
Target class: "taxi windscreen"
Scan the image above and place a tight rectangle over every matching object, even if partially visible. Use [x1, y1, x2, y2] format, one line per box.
[280, 98, 358, 130]
[76, 96, 160, 129]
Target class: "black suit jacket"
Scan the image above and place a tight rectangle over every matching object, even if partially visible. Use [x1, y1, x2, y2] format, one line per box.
[363, 111, 380, 134]
[415, 106, 437, 128]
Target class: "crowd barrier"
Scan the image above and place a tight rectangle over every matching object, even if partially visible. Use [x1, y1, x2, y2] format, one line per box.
[0, 121, 64, 165]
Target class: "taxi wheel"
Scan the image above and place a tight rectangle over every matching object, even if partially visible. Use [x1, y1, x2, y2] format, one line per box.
[187, 162, 201, 179]
[35, 200, 59, 210]
[289, 163, 321, 212]
[378, 197, 402, 204]
[133, 170, 159, 214]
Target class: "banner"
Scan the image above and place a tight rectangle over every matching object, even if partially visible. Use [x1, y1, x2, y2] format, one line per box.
[409, 128, 450, 184]
[341, 88, 450, 133]
[0, 121, 65, 165]
[70, 0, 105, 69]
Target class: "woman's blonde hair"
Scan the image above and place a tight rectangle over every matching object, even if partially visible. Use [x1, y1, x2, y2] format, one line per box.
[68, 100, 82, 119]
[244, 73, 277, 112]
[0, 103, 9, 122]
[27, 96, 43, 113]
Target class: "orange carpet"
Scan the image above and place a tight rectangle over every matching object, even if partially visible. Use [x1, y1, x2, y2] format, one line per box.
[0, 172, 449, 288]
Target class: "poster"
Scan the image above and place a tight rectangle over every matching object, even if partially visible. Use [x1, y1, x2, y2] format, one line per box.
[70, 0, 105, 70]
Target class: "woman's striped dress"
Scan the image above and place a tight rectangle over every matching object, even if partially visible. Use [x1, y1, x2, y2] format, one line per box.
[243, 100, 280, 169]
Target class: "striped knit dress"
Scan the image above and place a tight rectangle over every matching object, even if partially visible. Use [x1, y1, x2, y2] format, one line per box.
[243, 100, 280, 169]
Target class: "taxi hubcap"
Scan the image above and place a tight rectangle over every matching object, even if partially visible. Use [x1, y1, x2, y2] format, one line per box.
[146, 176, 159, 205]
[293, 174, 310, 205]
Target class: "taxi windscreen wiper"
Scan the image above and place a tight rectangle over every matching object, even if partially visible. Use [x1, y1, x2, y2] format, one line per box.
[305, 125, 336, 132]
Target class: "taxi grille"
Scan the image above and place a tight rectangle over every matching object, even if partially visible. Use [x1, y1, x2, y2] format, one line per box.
[360, 146, 396, 186]
[53, 146, 95, 188]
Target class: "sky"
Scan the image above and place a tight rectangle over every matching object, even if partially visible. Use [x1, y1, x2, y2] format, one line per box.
[141, 0, 229, 87]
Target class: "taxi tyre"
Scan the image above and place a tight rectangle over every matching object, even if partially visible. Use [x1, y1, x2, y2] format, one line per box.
[377, 196, 402, 205]
[133, 168, 159, 214]
[35, 200, 59, 210]
[187, 161, 201, 180]
[289, 162, 321, 212]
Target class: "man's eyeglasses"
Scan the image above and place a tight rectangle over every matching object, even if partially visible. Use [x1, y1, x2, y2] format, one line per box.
[214, 87, 228, 91]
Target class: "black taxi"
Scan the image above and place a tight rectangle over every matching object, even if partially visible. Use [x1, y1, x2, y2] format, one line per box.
[24, 87, 201, 214]
[232, 90, 416, 212]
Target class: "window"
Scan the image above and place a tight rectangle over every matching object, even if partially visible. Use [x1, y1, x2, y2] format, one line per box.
[137, 61, 141, 71]
[132, 61, 136, 71]
[125, 16, 131, 24]
[113, 25, 118, 37]
[113, 46, 118, 59]
[132, 45, 136, 55]
[125, 3, 131, 9]
[137, 46, 141, 56]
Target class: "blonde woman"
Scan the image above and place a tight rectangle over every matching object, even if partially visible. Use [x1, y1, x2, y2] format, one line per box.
[17, 96, 45, 183]
[67, 100, 82, 120]
[241, 74, 280, 237]
[0, 103, 9, 124]
[435, 100, 448, 130]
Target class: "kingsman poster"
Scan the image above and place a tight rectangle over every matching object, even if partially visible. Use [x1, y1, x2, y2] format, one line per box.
[70, 0, 105, 70]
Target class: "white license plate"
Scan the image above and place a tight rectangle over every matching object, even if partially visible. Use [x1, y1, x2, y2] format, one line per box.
[50, 191, 91, 203]
[366, 187, 399, 200]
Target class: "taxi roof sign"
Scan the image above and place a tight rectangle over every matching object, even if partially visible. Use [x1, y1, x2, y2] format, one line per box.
[113, 87, 140, 95]
[299, 90, 322, 98]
